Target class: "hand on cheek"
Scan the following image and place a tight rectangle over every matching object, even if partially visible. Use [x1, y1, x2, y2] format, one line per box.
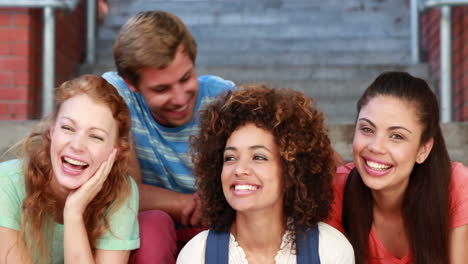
[64, 148, 118, 217]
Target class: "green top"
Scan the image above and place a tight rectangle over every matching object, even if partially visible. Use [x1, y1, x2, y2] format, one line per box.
[0, 159, 140, 263]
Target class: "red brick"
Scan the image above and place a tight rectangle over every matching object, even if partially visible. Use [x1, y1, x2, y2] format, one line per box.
[463, 104, 468, 121]
[12, 13, 31, 27]
[0, 28, 29, 42]
[13, 71, 28, 86]
[2, 113, 28, 120]
[0, 8, 28, 13]
[0, 71, 11, 86]
[0, 42, 10, 55]
[0, 87, 28, 100]
[10, 102, 28, 115]
[0, 14, 11, 26]
[10, 43, 28, 56]
[0, 103, 7, 115]
[0, 115, 10, 120]
[0, 57, 28, 71]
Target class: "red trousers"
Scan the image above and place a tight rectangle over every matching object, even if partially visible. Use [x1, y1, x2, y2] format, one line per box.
[129, 210, 204, 264]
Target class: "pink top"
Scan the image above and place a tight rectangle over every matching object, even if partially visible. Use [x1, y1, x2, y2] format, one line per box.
[328, 162, 468, 264]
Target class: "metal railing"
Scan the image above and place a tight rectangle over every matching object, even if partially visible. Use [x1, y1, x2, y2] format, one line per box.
[0, 0, 96, 117]
[411, 0, 468, 122]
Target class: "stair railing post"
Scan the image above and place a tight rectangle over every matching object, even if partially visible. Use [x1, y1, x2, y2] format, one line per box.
[440, 5, 452, 122]
[42, 6, 55, 117]
[410, 0, 420, 64]
[86, 0, 96, 64]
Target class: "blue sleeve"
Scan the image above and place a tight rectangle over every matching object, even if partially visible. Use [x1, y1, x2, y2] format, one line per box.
[102, 72, 135, 105]
[198, 75, 235, 97]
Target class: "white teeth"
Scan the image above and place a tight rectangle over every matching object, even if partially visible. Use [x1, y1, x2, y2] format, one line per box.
[366, 160, 391, 170]
[64, 157, 88, 166]
[173, 104, 188, 112]
[234, 185, 258, 191]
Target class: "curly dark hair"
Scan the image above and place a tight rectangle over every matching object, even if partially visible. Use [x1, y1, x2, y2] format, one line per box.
[191, 83, 336, 245]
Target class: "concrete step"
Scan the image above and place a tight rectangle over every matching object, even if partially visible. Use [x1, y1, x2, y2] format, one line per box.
[96, 37, 409, 54]
[99, 22, 409, 41]
[107, 0, 407, 16]
[2, 121, 466, 165]
[103, 9, 408, 28]
[93, 50, 412, 67]
[82, 63, 429, 82]
[196, 64, 430, 81]
[195, 50, 411, 65]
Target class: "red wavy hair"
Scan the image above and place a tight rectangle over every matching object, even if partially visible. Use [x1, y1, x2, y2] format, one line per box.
[18, 75, 132, 262]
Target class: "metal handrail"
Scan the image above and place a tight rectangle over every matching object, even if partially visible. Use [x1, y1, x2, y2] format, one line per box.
[0, 0, 96, 118]
[0, 0, 79, 9]
[411, 0, 468, 122]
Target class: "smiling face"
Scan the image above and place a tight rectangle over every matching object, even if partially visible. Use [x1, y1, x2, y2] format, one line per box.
[353, 95, 433, 195]
[125, 45, 198, 128]
[49, 93, 118, 194]
[221, 123, 284, 214]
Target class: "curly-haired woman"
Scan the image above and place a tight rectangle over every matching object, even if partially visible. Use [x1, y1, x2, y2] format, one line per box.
[177, 84, 354, 263]
[0, 75, 139, 263]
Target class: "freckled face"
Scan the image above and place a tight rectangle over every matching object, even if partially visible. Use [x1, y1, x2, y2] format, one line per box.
[49, 93, 118, 193]
[353, 96, 433, 195]
[221, 123, 284, 214]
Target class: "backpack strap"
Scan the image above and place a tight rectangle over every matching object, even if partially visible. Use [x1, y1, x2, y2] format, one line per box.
[205, 229, 230, 264]
[296, 225, 321, 264]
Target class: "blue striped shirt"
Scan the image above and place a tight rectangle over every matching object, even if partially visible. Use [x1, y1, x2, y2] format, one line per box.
[103, 72, 235, 193]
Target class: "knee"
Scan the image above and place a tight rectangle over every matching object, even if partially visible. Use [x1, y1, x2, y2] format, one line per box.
[131, 210, 178, 264]
[139, 210, 174, 228]
[138, 210, 176, 239]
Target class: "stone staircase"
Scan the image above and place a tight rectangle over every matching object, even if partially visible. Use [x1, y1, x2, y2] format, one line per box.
[84, 0, 432, 124]
[76, 0, 466, 163]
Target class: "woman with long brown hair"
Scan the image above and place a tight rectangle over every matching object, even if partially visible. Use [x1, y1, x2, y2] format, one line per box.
[0, 75, 139, 263]
[328, 71, 468, 264]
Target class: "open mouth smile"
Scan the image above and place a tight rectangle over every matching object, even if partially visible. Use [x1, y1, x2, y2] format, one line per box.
[62, 156, 89, 174]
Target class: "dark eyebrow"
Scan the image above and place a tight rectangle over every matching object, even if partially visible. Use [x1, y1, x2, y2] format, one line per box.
[224, 145, 272, 153]
[357, 118, 376, 127]
[389, 126, 412, 134]
[358, 118, 412, 134]
[180, 68, 194, 81]
[149, 84, 171, 91]
[148, 67, 194, 91]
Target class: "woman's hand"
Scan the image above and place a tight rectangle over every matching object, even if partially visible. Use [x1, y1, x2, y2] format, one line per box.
[64, 149, 117, 218]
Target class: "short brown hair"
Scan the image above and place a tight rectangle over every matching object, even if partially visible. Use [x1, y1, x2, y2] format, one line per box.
[113, 11, 197, 86]
[191, 84, 336, 246]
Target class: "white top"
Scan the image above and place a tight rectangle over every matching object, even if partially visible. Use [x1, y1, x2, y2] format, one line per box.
[177, 222, 355, 264]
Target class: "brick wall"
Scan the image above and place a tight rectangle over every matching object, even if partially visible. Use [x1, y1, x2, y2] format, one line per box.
[420, 7, 468, 121]
[0, 0, 87, 120]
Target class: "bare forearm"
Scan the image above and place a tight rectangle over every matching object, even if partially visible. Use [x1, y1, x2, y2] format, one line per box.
[0, 227, 32, 264]
[138, 183, 190, 221]
[64, 213, 94, 264]
[450, 225, 468, 263]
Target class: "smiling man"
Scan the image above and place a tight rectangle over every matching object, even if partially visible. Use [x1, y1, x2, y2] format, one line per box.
[102, 11, 235, 263]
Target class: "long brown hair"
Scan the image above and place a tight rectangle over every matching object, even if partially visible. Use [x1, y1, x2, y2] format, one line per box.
[19, 75, 132, 262]
[342, 72, 451, 264]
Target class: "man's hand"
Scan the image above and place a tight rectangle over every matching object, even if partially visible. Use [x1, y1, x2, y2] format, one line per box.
[180, 192, 202, 227]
